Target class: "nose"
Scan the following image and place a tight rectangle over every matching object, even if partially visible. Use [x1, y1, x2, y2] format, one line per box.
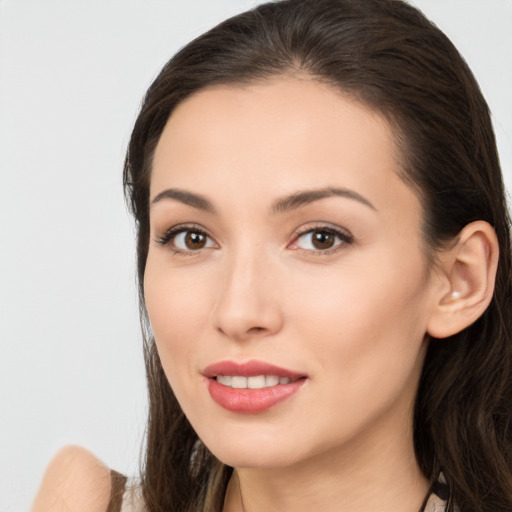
[212, 250, 283, 342]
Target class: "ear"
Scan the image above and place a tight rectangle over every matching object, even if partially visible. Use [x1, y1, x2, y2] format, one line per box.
[427, 221, 499, 339]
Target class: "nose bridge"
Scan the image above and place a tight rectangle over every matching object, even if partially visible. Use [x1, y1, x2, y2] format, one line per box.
[213, 240, 282, 340]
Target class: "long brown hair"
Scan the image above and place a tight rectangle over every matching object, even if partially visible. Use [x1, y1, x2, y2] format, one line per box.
[123, 1, 512, 510]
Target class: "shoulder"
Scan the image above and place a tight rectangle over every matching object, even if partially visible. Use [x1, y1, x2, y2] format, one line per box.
[32, 445, 112, 512]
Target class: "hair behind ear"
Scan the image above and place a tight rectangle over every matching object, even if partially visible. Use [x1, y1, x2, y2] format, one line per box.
[415, 219, 511, 511]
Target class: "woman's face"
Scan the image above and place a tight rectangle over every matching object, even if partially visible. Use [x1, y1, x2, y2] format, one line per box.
[144, 77, 441, 469]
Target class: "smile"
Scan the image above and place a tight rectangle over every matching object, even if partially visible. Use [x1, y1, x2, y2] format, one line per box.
[203, 360, 307, 414]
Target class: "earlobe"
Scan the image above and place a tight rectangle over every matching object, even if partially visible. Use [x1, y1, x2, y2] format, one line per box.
[427, 221, 499, 339]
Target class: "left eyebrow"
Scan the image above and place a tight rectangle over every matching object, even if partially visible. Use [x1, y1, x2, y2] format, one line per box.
[270, 187, 377, 214]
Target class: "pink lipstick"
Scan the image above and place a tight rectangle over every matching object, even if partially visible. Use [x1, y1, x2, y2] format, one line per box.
[203, 360, 307, 414]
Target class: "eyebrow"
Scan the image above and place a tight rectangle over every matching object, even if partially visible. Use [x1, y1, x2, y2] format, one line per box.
[271, 187, 376, 214]
[151, 188, 216, 213]
[150, 186, 376, 214]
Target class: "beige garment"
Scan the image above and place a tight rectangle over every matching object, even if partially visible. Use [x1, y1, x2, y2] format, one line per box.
[423, 493, 450, 512]
[119, 479, 145, 512]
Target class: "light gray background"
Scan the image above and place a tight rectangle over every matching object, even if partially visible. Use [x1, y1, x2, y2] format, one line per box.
[0, 1, 510, 511]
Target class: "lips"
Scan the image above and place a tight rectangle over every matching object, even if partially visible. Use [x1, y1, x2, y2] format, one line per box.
[203, 360, 307, 414]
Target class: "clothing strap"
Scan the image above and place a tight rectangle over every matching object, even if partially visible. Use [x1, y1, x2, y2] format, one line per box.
[107, 470, 128, 512]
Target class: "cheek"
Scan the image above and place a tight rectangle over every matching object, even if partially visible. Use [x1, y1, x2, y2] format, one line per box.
[281, 256, 431, 448]
[143, 257, 214, 378]
[288, 249, 431, 386]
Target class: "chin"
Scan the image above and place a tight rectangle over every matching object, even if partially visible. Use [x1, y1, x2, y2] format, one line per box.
[196, 424, 302, 469]
[210, 445, 300, 470]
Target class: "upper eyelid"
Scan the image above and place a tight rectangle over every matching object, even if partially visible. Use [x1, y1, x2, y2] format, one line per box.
[292, 223, 353, 239]
[156, 222, 211, 236]
[155, 223, 215, 245]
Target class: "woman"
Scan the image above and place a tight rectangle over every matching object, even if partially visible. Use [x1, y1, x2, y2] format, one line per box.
[33, 0, 512, 511]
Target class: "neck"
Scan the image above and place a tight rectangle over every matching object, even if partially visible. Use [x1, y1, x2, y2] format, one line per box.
[223, 410, 429, 512]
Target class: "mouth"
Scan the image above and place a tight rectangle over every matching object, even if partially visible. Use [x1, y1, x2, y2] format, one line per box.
[203, 360, 308, 414]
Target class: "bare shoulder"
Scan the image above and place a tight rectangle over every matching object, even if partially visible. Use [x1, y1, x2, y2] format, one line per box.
[32, 445, 112, 512]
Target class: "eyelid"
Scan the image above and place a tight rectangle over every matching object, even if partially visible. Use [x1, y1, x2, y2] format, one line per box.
[154, 223, 218, 253]
[288, 223, 354, 253]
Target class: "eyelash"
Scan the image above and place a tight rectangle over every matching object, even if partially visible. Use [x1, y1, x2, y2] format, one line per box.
[154, 223, 354, 255]
[155, 224, 216, 255]
[290, 224, 354, 255]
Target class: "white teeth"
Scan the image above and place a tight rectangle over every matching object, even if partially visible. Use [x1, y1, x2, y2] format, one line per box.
[231, 376, 247, 389]
[216, 375, 294, 389]
[216, 375, 232, 386]
[248, 375, 266, 389]
[265, 375, 279, 386]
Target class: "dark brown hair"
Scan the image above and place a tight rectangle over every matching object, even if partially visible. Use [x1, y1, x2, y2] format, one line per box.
[123, 1, 512, 511]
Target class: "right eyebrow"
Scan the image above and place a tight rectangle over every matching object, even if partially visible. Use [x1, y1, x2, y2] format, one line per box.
[150, 188, 217, 214]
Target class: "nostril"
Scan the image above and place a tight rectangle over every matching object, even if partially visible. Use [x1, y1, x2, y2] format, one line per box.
[245, 326, 269, 336]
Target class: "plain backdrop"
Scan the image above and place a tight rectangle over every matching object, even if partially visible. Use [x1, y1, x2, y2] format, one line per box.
[0, 1, 510, 511]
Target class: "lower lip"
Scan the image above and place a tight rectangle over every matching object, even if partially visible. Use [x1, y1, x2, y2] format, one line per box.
[207, 378, 306, 414]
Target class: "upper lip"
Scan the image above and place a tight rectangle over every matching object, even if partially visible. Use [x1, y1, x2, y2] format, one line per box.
[203, 360, 307, 380]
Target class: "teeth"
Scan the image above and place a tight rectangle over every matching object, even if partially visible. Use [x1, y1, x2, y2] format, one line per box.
[248, 375, 266, 389]
[231, 376, 247, 389]
[216, 375, 232, 386]
[216, 375, 294, 389]
[265, 375, 279, 386]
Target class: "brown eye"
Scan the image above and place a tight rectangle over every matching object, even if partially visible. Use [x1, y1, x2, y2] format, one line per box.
[184, 231, 207, 249]
[311, 231, 335, 249]
[157, 228, 216, 252]
[293, 227, 353, 253]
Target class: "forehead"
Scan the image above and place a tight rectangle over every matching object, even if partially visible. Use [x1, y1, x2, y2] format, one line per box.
[150, 77, 414, 216]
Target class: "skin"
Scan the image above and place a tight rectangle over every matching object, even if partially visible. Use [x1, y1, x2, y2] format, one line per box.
[31, 446, 111, 512]
[32, 77, 499, 512]
[144, 77, 444, 512]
